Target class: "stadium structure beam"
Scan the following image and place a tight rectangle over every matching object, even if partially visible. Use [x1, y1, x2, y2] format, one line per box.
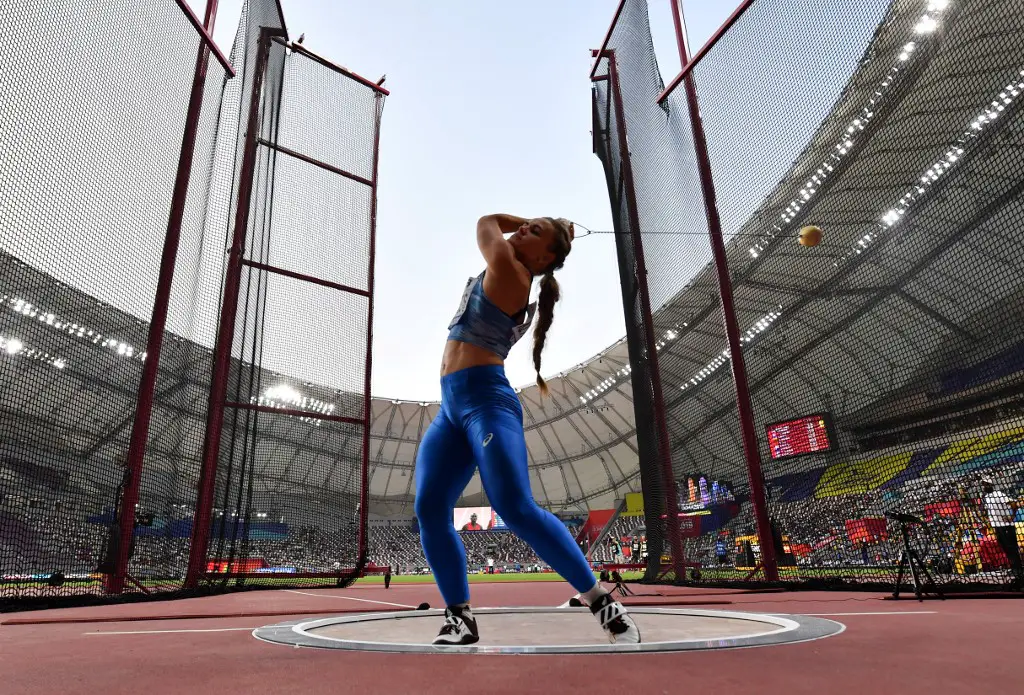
[896, 290, 978, 341]
[559, 378, 636, 482]
[377, 406, 407, 502]
[650, 0, 955, 405]
[270, 430, 322, 494]
[667, 169, 1024, 457]
[667, 0, 779, 580]
[38, 352, 370, 480]
[80, 380, 189, 461]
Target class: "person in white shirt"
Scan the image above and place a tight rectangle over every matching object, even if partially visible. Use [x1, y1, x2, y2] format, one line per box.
[982, 477, 1022, 586]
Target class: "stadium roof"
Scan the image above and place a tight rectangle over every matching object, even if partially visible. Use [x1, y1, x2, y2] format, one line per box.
[366, 338, 635, 515]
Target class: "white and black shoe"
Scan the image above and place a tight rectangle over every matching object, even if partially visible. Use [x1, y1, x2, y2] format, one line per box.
[432, 605, 480, 646]
[588, 592, 640, 644]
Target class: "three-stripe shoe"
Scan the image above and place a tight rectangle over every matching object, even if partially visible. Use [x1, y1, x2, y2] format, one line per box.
[432, 605, 480, 646]
[588, 592, 641, 644]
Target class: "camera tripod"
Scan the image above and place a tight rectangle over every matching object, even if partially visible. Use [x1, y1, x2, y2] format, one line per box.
[888, 512, 944, 601]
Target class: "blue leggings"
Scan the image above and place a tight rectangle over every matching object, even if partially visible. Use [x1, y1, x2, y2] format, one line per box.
[414, 365, 597, 606]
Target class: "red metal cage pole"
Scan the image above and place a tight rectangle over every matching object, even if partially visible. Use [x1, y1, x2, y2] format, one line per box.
[668, 0, 778, 580]
[606, 52, 687, 583]
[358, 93, 384, 564]
[589, 0, 627, 80]
[201, 0, 219, 33]
[658, 0, 753, 104]
[184, 27, 281, 589]
[104, 0, 224, 594]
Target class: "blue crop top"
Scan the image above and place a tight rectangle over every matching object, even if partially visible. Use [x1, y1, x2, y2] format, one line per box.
[447, 271, 536, 360]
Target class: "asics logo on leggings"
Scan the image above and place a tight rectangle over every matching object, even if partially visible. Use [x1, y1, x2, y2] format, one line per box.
[482, 433, 493, 447]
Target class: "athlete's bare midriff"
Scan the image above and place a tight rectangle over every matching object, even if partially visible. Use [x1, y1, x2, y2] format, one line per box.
[440, 339, 504, 377]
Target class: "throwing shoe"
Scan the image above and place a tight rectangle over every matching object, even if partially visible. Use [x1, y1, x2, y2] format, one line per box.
[588, 592, 641, 644]
[432, 605, 480, 646]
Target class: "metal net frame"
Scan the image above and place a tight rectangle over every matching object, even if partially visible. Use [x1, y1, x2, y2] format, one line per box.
[593, 0, 1024, 593]
[592, 48, 686, 582]
[0, 0, 235, 606]
[186, 30, 387, 593]
[0, 0, 385, 609]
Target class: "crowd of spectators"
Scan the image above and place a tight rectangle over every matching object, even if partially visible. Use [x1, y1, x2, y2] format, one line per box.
[587, 515, 645, 563]
[1, 497, 560, 579]
[4, 459, 1022, 584]
[1, 503, 106, 577]
[367, 527, 552, 573]
[677, 464, 1024, 577]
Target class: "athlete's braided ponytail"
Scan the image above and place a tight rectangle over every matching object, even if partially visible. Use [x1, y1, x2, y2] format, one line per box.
[533, 218, 573, 395]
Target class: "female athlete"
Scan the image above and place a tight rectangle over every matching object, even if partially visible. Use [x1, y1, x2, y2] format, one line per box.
[415, 213, 640, 646]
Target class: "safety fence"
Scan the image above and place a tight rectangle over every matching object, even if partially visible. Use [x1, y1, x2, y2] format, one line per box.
[0, 0, 385, 608]
[593, 0, 1024, 593]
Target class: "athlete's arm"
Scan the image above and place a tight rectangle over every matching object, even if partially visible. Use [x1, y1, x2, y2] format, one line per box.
[477, 214, 525, 272]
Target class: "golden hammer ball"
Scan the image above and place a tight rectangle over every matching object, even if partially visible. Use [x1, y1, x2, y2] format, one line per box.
[798, 225, 823, 247]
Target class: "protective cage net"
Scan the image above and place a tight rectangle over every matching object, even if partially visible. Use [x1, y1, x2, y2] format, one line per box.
[592, 55, 683, 579]
[204, 34, 384, 592]
[0, 0, 232, 604]
[0, 0, 384, 608]
[594, 0, 1024, 592]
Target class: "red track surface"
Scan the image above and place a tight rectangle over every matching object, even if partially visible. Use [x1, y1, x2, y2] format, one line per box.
[2, 583, 1021, 694]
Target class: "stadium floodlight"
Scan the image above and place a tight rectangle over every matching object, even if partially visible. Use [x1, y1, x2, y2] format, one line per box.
[267, 384, 303, 403]
[915, 16, 939, 34]
[4, 338, 24, 355]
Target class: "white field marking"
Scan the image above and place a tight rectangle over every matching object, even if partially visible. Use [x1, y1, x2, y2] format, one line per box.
[85, 627, 256, 635]
[779, 611, 937, 617]
[283, 589, 414, 608]
[81, 610, 935, 635]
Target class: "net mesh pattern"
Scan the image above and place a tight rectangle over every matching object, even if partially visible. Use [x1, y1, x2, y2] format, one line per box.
[592, 0, 689, 580]
[203, 32, 383, 590]
[0, 0, 231, 603]
[1, 0, 384, 606]
[594, 0, 1024, 590]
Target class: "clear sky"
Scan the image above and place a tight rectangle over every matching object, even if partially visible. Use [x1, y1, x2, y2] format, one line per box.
[193, 0, 733, 401]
